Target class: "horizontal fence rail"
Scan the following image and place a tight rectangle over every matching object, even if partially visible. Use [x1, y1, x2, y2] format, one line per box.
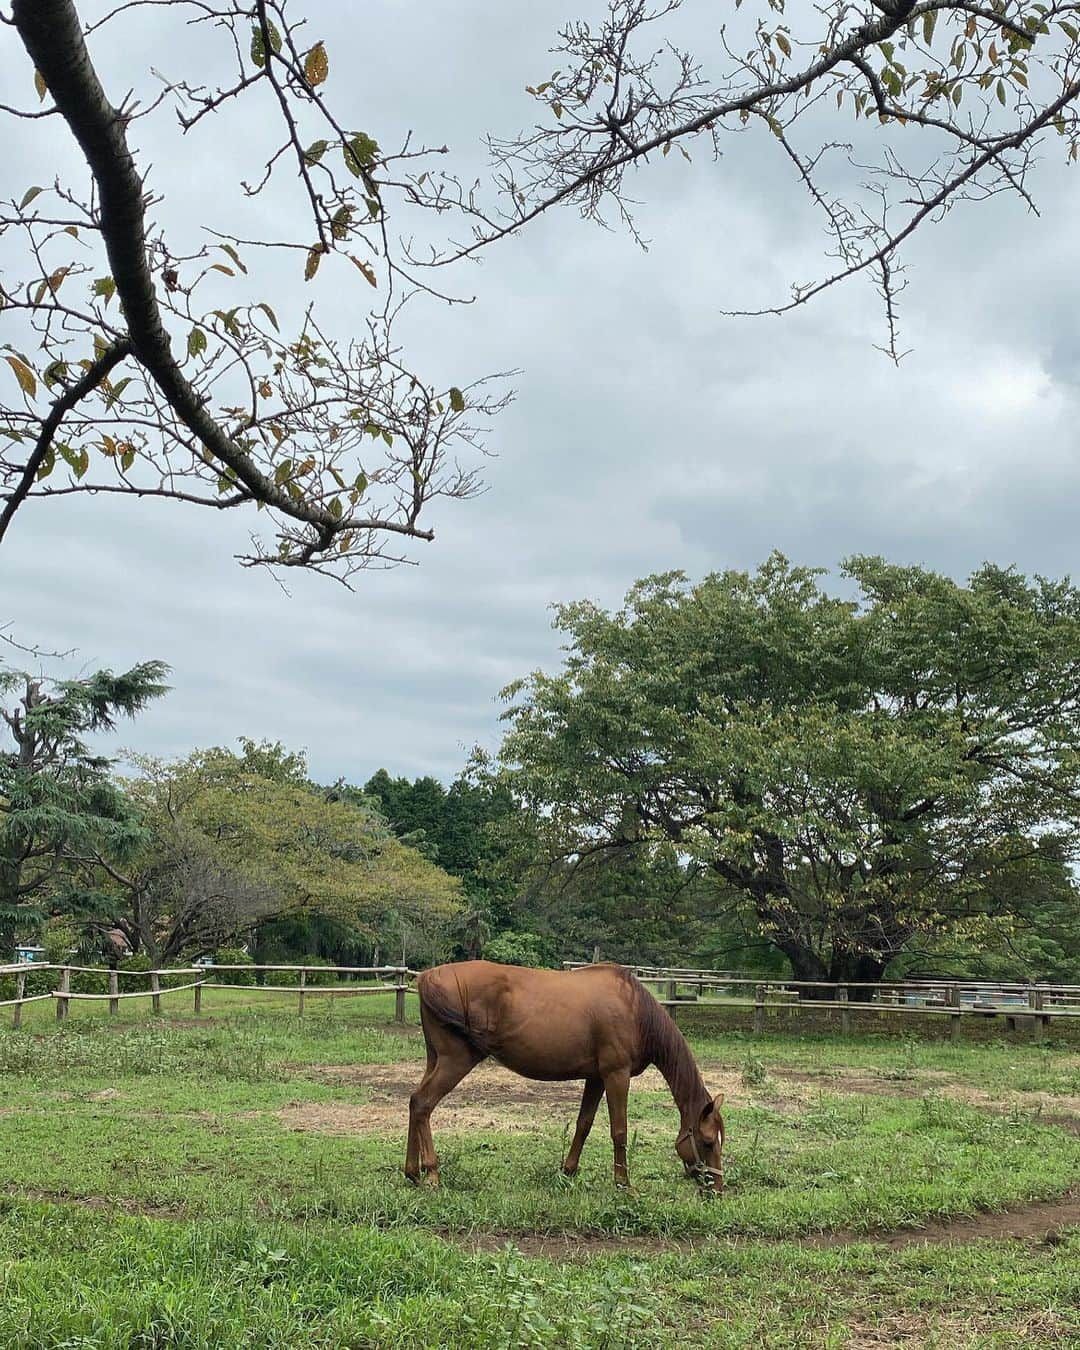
[1, 962, 418, 1026]
[4, 959, 1078, 1042]
[562, 962, 1080, 1041]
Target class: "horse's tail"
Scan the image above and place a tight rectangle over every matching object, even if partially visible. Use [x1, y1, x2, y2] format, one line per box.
[417, 966, 492, 1056]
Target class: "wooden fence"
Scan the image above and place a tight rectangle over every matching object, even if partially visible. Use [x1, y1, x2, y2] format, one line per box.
[0, 962, 413, 1027]
[5, 959, 1079, 1042]
[564, 962, 1080, 1041]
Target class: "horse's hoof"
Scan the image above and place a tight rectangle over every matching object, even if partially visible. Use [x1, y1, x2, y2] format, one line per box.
[420, 1172, 441, 1189]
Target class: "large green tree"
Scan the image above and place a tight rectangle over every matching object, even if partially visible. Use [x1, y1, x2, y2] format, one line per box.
[497, 555, 1080, 990]
[77, 743, 462, 963]
[0, 660, 168, 952]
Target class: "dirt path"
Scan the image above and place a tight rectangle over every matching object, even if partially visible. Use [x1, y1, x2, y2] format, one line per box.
[458, 1189, 1080, 1261]
[7, 1183, 1075, 1259]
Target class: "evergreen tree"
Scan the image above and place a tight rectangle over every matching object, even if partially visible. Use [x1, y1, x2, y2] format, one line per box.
[0, 661, 169, 951]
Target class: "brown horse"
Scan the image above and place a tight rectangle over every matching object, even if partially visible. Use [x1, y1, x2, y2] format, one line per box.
[406, 960, 725, 1189]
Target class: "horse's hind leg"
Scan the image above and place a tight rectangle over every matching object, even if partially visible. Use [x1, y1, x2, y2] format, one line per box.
[407, 1038, 481, 1186]
[405, 1040, 440, 1182]
[561, 1076, 604, 1177]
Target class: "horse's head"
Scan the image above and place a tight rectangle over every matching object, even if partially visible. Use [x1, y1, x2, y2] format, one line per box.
[676, 1092, 725, 1191]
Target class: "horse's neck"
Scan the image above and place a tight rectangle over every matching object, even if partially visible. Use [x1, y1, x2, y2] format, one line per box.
[649, 1020, 710, 1126]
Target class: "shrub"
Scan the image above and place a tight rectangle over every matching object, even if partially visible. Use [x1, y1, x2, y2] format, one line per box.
[208, 947, 255, 985]
[0, 964, 54, 1002]
[483, 930, 556, 968]
[270, 958, 338, 987]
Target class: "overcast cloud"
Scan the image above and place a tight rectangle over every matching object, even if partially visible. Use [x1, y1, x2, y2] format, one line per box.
[2, 1, 1078, 786]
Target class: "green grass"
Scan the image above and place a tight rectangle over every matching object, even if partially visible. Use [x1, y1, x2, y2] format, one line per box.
[1, 998, 1077, 1346]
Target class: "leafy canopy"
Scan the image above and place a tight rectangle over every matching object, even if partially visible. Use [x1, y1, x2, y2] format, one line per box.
[497, 554, 1080, 981]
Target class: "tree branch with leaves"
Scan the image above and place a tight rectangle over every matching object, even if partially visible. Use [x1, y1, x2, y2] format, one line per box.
[2, 0, 508, 578]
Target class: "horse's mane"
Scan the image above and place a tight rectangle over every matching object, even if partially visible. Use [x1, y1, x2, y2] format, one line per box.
[624, 969, 710, 1116]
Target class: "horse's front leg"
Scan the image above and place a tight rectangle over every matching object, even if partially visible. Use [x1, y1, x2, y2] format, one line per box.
[562, 1076, 604, 1176]
[602, 1070, 631, 1187]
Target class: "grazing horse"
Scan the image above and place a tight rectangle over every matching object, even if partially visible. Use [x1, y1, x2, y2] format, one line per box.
[406, 960, 725, 1189]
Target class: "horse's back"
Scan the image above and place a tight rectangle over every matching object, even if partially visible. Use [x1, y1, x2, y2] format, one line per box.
[418, 960, 641, 1080]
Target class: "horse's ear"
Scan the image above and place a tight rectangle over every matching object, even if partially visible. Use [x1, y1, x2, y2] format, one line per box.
[700, 1092, 724, 1122]
[713, 1092, 725, 1110]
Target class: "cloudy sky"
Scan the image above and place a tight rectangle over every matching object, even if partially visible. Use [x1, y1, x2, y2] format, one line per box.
[3, 1, 1079, 786]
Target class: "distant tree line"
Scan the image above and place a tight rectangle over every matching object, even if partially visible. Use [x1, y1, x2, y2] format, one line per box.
[5, 553, 1079, 983]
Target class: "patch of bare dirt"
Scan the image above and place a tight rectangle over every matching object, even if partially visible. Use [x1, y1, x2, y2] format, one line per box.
[932, 1082, 1080, 1125]
[279, 1062, 810, 1135]
[844, 1309, 1077, 1349]
[3, 1185, 186, 1219]
[774, 1068, 928, 1099]
[770, 1066, 1080, 1129]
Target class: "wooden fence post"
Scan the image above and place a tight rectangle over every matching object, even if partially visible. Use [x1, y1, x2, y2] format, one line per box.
[194, 971, 204, 1015]
[150, 971, 161, 1015]
[948, 984, 961, 1042]
[55, 966, 70, 1021]
[666, 978, 677, 1004]
[108, 969, 119, 1017]
[1029, 987, 1045, 1043]
[297, 968, 306, 1017]
[753, 983, 765, 1035]
[838, 984, 851, 1036]
[13, 969, 25, 1029]
[395, 969, 407, 1024]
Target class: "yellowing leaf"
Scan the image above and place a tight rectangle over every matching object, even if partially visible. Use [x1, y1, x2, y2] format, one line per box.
[775, 33, 791, 57]
[304, 41, 329, 87]
[349, 255, 377, 287]
[19, 185, 43, 210]
[34, 70, 47, 102]
[449, 386, 465, 412]
[5, 355, 37, 398]
[219, 243, 248, 274]
[304, 246, 323, 281]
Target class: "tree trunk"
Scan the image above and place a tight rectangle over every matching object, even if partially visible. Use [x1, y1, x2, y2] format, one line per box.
[775, 940, 833, 999]
[829, 951, 888, 1002]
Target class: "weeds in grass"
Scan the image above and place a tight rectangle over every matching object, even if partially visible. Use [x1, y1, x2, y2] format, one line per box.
[740, 1054, 769, 1090]
[877, 1039, 921, 1082]
[0, 1019, 273, 1082]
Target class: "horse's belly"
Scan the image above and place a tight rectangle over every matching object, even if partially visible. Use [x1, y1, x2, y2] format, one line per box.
[490, 1047, 595, 1081]
[488, 1018, 597, 1080]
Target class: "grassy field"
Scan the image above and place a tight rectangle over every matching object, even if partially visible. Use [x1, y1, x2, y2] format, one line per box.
[0, 987, 1077, 1347]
